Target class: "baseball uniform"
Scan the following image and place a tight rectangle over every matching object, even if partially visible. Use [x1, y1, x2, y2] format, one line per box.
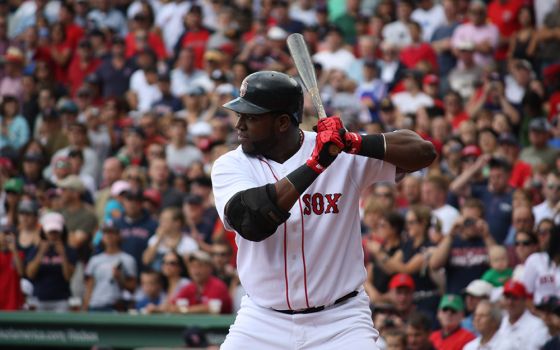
[212, 130, 396, 349]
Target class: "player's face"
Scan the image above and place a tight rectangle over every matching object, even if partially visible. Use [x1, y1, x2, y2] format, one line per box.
[235, 112, 280, 156]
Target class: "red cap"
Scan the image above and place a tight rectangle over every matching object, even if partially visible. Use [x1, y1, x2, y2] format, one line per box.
[389, 273, 415, 291]
[423, 74, 439, 85]
[143, 188, 162, 208]
[461, 145, 481, 158]
[503, 280, 529, 299]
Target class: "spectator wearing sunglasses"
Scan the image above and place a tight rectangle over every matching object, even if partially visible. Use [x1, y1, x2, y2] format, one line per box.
[512, 230, 539, 280]
[429, 294, 475, 350]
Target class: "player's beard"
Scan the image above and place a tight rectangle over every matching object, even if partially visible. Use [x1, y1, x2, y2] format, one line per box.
[241, 138, 276, 157]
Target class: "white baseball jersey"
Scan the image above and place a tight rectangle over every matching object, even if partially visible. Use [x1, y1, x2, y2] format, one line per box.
[211, 130, 396, 310]
[521, 252, 560, 304]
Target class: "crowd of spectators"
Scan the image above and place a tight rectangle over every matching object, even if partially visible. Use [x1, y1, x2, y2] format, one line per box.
[0, 0, 559, 349]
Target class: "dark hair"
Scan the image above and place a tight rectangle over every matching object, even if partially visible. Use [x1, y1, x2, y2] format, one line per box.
[518, 5, 535, 25]
[162, 250, 189, 284]
[515, 230, 538, 245]
[547, 225, 560, 263]
[407, 311, 432, 332]
[382, 211, 405, 237]
[1, 95, 19, 116]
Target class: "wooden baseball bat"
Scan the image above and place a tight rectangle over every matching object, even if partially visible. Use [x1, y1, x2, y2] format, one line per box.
[287, 33, 339, 155]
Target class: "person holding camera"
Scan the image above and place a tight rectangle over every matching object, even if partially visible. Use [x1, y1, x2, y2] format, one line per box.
[83, 221, 137, 311]
[25, 212, 77, 312]
[450, 156, 514, 244]
[429, 198, 496, 294]
[0, 223, 24, 310]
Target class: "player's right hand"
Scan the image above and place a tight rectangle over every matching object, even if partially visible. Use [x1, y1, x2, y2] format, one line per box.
[314, 116, 362, 155]
[306, 129, 345, 174]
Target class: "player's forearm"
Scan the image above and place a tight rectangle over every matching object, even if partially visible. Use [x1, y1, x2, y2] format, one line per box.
[377, 130, 436, 171]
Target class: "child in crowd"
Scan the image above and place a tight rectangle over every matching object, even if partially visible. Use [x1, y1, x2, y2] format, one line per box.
[135, 269, 165, 312]
[482, 245, 512, 287]
[0, 224, 24, 310]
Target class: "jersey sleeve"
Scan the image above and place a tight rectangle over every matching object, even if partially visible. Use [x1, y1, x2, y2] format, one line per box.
[347, 153, 397, 190]
[211, 151, 260, 231]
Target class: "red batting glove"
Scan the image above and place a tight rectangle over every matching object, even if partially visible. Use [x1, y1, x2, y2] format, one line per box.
[306, 129, 345, 174]
[344, 132, 362, 154]
[314, 116, 344, 133]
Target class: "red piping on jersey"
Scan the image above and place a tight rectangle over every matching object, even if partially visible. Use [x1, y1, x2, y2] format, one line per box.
[297, 197, 310, 308]
[258, 157, 292, 310]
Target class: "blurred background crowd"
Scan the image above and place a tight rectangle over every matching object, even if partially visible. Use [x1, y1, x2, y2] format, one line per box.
[0, 0, 559, 349]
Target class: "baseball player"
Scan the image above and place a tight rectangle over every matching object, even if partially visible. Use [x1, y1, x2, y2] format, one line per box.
[211, 71, 436, 349]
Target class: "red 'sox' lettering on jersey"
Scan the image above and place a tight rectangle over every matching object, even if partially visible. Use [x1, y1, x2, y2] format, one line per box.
[302, 193, 342, 215]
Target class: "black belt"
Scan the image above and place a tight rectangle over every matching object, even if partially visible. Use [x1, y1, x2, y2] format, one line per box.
[273, 291, 359, 315]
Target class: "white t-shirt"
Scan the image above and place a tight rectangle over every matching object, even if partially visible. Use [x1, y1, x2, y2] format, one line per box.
[495, 310, 550, 350]
[165, 144, 203, 175]
[85, 252, 137, 308]
[463, 331, 503, 350]
[433, 204, 460, 235]
[147, 234, 199, 256]
[155, 1, 191, 52]
[130, 70, 162, 112]
[382, 21, 412, 47]
[532, 200, 556, 226]
[391, 92, 434, 115]
[212, 130, 396, 310]
[411, 4, 446, 42]
[521, 252, 560, 304]
[313, 49, 356, 73]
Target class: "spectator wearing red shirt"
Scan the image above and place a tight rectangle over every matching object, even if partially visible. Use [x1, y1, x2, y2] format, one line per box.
[400, 21, 438, 73]
[488, 0, 524, 62]
[172, 250, 232, 314]
[59, 2, 84, 50]
[430, 295, 475, 350]
[0, 224, 24, 310]
[125, 14, 167, 61]
[443, 90, 469, 131]
[67, 39, 101, 98]
[49, 22, 73, 84]
[175, 5, 211, 70]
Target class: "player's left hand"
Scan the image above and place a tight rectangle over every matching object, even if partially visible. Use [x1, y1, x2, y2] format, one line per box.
[314, 116, 344, 133]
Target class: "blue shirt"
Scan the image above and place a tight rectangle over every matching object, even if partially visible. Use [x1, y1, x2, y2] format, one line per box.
[0, 115, 30, 150]
[115, 211, 158, 272]
[26, 245, 77, 301]
[445, 236, 489, 294]
[472, 185, 513, 244]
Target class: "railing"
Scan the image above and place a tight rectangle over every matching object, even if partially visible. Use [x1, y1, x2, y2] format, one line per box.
[0, 311, 235, 349]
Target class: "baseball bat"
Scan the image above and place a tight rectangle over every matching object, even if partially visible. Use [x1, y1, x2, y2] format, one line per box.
[287, 33, 339, 156]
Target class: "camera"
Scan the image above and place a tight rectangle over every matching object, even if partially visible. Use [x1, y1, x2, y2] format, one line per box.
[463, 218, 476, 227]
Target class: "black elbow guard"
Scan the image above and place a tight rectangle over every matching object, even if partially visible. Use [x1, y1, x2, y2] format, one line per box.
[224, 184, 291, 242]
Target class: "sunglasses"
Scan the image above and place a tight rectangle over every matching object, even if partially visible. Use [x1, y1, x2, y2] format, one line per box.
[375, 192, 392, 198]
[515, 240, 534, 247]
[212, 252, 230, 257]
[441, 308, 458, 314]
[547, 184, 560, 190]
[163, 260, 179, 266]
[538, 229, 551, 236]
[406, 219, 419, 225]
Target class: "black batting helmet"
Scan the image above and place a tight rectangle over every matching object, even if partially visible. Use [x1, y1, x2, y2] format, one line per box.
[223, 71, 303, 124]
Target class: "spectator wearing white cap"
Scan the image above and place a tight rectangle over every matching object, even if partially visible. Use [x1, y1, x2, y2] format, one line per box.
[460, 279, 493, 334]
[451, 0, 499, 67]
[25, 212, 77, 312]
